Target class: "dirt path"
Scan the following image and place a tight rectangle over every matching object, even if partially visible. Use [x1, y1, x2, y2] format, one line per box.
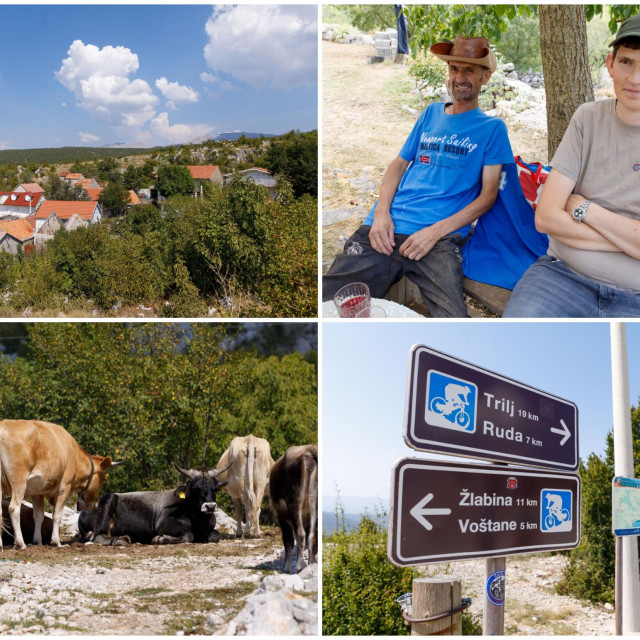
[0, 524, 317, 635]
[322, 40, 549, 269]
[424, 553, 614, 635]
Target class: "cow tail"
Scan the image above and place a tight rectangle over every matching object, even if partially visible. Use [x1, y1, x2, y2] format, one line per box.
[246, 435, 256, 513]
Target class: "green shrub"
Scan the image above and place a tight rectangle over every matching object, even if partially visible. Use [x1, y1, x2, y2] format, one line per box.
[323, 508, 416, 635]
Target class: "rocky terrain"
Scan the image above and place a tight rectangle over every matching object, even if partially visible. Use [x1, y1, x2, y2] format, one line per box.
[422, 553, 614, 635]
[0, 507, 317, 635]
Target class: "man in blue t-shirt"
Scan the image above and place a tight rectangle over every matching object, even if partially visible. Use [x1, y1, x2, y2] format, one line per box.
[323, 35, 514, 317]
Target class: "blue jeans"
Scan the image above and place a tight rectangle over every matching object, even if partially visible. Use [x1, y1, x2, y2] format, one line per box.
[323, 225, 467, 318]
[504, 255, 640, 318]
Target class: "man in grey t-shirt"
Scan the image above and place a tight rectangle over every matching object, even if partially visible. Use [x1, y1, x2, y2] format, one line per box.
[504, 15, 640, 317]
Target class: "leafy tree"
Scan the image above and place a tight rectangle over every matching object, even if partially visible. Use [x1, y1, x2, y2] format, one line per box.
[123, 164, 143, 191]
[98, 180, 131, 218]
[96, 157, 121, 183]
[156, 164, 195, 198]
[0, 323, 316, 493]
[261, 130, 318, 198]
[45, 171, 90, 201]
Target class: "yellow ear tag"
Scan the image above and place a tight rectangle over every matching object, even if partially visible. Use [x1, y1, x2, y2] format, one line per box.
[178, 492, 186, 499]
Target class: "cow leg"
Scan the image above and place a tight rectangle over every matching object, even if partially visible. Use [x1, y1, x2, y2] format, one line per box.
[279, 517, 295, 574]
[8, 489, 27, 550]
[31, 495, 46, 545]
[152, 532, 194, 544]
[232, 497, 244, 538]
[50, 491, 70, 546]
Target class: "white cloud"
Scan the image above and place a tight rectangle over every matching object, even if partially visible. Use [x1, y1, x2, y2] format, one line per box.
[200, 72, 218, 83]
[149, 112, 215, 145]
[155, 77, 199, 104]
[204, 5, 317, 90]
[55, 40, 158, 127]
[79, 132, 100, 143]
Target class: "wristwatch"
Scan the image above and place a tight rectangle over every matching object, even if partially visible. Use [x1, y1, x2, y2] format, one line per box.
[572, 200, 591, 223]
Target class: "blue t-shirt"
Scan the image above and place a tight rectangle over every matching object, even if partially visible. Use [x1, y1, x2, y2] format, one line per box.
[363, 103, 514, 236]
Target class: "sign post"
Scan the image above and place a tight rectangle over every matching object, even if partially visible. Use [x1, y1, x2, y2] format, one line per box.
[404, 345, 579, 471]
[391, 344, 581, 635]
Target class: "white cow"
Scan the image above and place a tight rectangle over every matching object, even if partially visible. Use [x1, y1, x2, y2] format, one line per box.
[217, 435, 274, 538]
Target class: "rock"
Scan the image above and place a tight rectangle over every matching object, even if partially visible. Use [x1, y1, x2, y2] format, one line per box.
[604, 602, 614, 611]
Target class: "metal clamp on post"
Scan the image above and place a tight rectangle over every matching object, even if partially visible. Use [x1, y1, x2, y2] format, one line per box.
[401, 597, 471, 623]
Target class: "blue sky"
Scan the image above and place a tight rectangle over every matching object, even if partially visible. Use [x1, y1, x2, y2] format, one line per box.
[322, 321, 640, 511]
[0, 5, 317, 149]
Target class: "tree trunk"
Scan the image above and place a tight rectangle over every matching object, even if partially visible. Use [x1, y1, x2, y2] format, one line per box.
[539, 5, 594, 160]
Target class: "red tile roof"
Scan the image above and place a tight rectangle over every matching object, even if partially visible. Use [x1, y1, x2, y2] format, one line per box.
[0, 192, 42, 208]
[64, 173, 84, 180]
[187, 165, 219, 179]
[85, 187, 102, 201]
[35, 201, 99, 221]
[0, 218, 35, 242]
[19, 183, 45, 193]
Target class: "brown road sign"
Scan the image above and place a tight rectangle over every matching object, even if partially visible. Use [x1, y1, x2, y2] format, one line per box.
[388, 458, 581, 566]
[404, 345, 579, 471]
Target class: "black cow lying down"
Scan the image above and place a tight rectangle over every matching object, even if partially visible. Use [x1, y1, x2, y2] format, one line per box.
[2, 498, 54, 547]
[78, 463, 230, 546]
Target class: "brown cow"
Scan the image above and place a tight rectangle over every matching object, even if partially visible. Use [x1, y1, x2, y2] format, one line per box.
[269, 444, 318, 574]
[0, 419, 115, 550]
[217, 435, 274, 538]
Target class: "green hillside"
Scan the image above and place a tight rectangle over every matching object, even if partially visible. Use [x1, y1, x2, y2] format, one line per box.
[0, 146, 156, 166]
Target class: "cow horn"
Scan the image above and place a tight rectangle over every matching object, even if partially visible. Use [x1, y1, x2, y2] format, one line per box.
[174, 463, 196, 479]
[211, 460, 233, 477]
[110, 460, 125, 467]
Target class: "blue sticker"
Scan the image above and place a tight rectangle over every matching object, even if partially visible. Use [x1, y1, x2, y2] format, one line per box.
[425, 370, 477, 433]
[486, 570, 505, 606]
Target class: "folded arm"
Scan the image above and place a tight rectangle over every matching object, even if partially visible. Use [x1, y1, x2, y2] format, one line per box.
[399, 163, 504, 261]
[535, 169, 621, 253]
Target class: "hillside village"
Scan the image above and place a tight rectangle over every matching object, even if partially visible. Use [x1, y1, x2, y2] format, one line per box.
[0, 137, 281, 254]
[0, 130, 317, 318]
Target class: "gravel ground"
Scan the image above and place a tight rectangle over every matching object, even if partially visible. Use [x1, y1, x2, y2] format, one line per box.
[423, 553, 614, 635]
[0, 508, 318, 635]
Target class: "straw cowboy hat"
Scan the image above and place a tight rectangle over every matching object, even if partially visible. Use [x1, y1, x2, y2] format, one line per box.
[429, 36, 497, 73]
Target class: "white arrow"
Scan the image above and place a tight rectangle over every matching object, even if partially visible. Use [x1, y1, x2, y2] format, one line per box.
[410, 493, 452, 531]
[550, 419, 571, 446]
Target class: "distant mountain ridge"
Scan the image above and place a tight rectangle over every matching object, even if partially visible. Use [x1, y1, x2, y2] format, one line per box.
[0, 132, 283, 165]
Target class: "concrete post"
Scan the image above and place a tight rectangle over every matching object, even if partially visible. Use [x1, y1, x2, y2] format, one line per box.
[611, 322, 640, 634]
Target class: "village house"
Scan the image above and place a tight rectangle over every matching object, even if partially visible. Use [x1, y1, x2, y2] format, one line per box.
[34, 200, 102, 232]
[59, 172, 84, 185]
[0, 191, 46, 219]
[223, 167, 277, 197]
[14, 183, 45, 194]
[76, 177, 100, 190]
[187, 165, 223, 195]
[0, 218, 35, 254]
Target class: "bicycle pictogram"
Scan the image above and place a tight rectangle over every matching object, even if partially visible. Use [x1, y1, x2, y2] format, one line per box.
[429, 383, 472, 428]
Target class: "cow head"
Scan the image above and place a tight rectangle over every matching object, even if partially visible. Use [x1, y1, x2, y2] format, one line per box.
[82, 456, 122, 509]
[174, 462, 231, 514]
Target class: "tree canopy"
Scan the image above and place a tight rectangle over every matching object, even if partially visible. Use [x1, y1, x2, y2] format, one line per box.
[156, 165, 195, 198]
[0, 323, 317, 493]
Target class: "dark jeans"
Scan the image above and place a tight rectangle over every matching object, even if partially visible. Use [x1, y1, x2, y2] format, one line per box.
[323, 225, 468, 318]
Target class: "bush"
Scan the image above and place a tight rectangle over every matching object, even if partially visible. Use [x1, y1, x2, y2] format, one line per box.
[323, 507, 416, 635]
